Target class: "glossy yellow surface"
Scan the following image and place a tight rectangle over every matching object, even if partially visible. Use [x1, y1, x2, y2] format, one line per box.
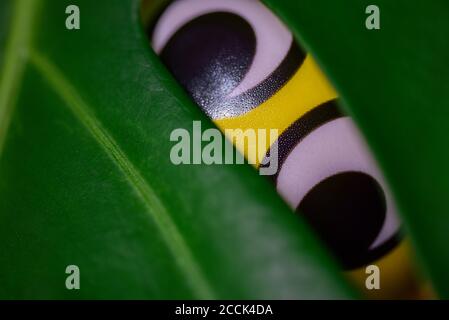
[216, 55, 337, 165]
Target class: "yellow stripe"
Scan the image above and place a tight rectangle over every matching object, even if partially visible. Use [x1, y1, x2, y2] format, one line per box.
[216, 54, 338, 165]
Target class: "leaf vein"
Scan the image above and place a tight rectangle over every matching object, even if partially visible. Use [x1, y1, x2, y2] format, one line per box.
[29, 49, 215, 299]
[0, 0, 40, 156]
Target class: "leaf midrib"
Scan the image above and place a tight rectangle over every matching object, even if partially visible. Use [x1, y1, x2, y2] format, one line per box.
[0, 0, 39, 155]
[1, 0, 214, 299]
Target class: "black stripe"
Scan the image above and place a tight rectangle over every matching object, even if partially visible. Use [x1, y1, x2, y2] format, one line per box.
[262, 100, 344, 182]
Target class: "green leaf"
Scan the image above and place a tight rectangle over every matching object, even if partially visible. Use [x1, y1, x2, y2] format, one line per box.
[0, 0, 353, 299]
[0, 0, 12, 66]
[264, 0, 449, 297]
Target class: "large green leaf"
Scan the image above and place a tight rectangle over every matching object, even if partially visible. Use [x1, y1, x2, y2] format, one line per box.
[0, 0, 353, 299]
[264, 0, 449, 297]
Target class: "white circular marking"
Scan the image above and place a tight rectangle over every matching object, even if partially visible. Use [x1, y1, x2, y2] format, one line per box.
[152, 0, 293, 97]
[276, 117, 400, 249]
